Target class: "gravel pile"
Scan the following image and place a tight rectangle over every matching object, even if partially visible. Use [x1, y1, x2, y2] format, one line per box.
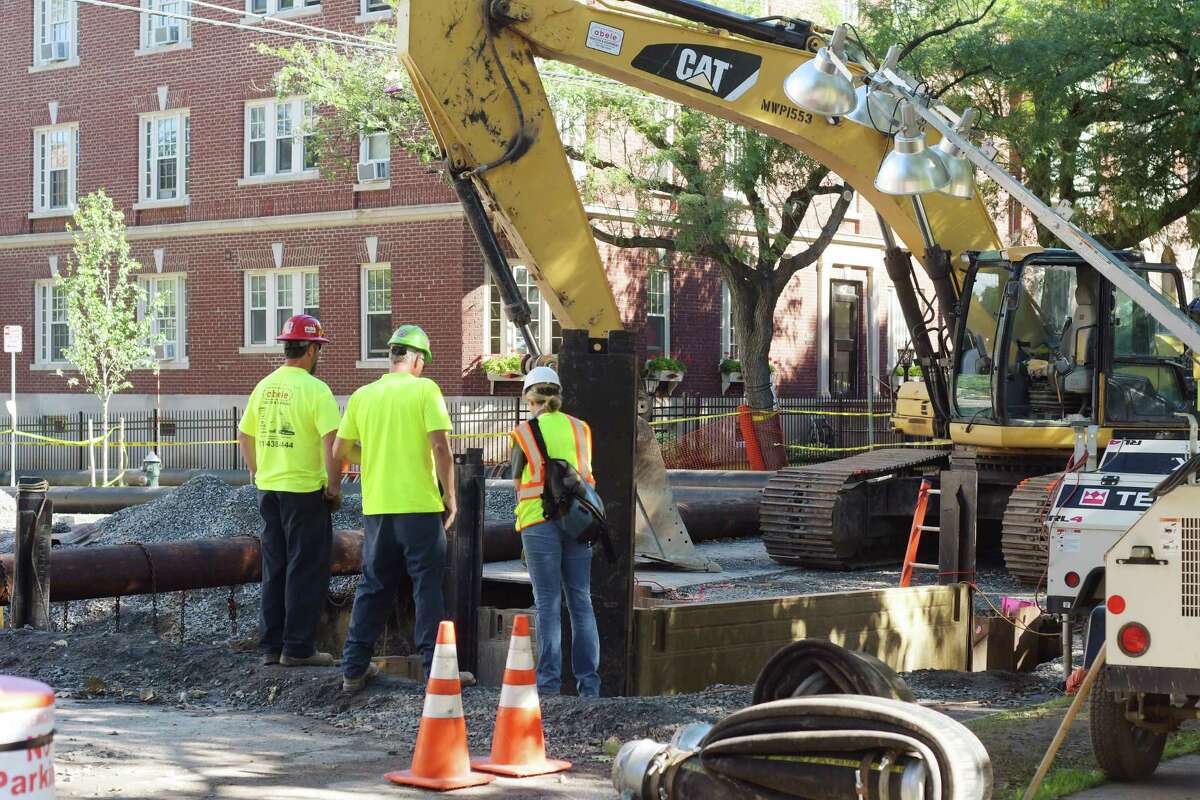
[0, 628, 752, 765]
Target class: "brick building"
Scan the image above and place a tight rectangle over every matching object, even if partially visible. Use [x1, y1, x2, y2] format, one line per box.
[0, 0, 916, 417]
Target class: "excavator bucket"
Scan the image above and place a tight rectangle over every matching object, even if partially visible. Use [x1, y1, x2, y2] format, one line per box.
[634, 418, 720, 572]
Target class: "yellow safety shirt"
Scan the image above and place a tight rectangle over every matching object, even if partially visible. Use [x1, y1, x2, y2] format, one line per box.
[337, 372, 452, 515]
[240, 365, 341, 493]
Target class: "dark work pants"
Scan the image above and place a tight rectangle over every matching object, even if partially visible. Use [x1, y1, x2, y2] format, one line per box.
[258, 489, 332, 659]
[342, 513, 446, 678]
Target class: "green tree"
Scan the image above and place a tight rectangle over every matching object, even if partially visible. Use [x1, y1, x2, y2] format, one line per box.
[59, 191, 162, 483]
[861, 0, 1200, 251]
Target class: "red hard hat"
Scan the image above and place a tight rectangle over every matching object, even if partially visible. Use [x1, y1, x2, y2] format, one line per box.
[276, 314, 330, 343]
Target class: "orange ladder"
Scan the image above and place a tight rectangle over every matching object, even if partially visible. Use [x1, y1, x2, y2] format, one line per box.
[900, 479, 941, 587]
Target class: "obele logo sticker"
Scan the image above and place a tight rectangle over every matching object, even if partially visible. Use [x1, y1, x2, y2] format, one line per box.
[632, 44, 761, 101]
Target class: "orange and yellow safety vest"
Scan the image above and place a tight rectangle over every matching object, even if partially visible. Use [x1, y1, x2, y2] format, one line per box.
[511, 411, 594, 531]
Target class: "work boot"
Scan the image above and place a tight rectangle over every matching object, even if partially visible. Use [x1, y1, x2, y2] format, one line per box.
[280, 651, 335, 667]
[342, 663, 380, 694]
[261, 652, 281, 666]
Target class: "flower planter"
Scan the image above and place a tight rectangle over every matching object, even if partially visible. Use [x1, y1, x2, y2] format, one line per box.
[486, 372, 524, 395]
[647, 370, 684, 396]
[721, 370, 744, 395]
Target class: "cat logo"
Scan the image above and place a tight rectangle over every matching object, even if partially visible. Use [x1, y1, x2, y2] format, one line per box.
[632, 44, 761, 102]
[675, 48, 732, 93]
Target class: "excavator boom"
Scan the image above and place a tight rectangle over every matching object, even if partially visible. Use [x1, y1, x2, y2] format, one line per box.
[395, 0, 1002, 337]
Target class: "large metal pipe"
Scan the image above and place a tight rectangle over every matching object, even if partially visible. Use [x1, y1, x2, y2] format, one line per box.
[0, 530, 365, 605]
[30, 475, 769, 514]
[482, 487, 761, 561]
[0, 469, 251, 488]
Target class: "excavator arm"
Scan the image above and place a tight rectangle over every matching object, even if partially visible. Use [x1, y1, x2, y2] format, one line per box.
[396, 0, 1002, 338]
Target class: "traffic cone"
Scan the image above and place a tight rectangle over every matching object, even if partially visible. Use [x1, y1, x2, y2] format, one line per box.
[473, 614, 571, 777]
[385, 621, 495, 791]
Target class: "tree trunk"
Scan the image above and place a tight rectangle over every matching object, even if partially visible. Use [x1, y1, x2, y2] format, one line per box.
[101, 398, 109, 485]
[730, 281, 778, 411]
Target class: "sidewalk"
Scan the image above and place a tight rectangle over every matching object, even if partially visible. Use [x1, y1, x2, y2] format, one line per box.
[1064, 756, 1200, 799]
[53, 700, 614, 799]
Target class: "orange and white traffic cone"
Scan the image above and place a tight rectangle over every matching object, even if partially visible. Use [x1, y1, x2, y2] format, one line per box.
[385, 621, 495, 791]
[473, 614, 571, 777]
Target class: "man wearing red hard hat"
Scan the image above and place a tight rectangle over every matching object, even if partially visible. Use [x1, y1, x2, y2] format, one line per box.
[237, 314, 342, 668]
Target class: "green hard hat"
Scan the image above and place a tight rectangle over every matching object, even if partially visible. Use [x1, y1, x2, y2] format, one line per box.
[388, 324, 432, 363]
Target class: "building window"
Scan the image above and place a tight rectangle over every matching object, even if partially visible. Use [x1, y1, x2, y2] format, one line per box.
[33, 125, 78, 214]
[243, 98, 317, 180]
[646, 264, 669, 356]
[361, 265, 392, 360]
[485, 265, 561, 355]
[35, 281, 71, 365]
[720, 280, 739, 359]
[829, 279, 863, 396]
[34, 0, 77, 66]
[247, 0, 320, 15]
[140, 111, 190, 203]
[357, 132, 390, 184]
[140, 0, 189, 48]
[362, 0, 390, 13]
[244, 268, 318, 346]
[140, 275, 187, 363]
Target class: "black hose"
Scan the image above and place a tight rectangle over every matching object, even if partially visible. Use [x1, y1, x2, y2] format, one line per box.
[752, 639, 915, 704]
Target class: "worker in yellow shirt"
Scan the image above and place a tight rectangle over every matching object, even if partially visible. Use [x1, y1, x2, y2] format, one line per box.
[334, 325, 456, 693]
[237, 315, 342, 668]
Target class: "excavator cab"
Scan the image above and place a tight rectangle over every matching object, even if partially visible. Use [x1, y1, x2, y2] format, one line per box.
[951, 249, 1194, 440]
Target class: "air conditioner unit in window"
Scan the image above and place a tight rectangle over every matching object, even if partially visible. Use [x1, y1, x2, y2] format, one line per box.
[357, 161, 390, 182]
[40, 41, 70, 62]
[153, 25, 181, 45]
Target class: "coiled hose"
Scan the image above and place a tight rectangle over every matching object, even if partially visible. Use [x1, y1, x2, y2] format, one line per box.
[752, 639, 915, 704]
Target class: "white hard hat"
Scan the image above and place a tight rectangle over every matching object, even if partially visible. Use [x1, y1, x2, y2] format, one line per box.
[523, 365, 561, 392]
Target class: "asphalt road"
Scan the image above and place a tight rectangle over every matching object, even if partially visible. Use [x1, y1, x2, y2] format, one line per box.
[52, 700, 615, 799]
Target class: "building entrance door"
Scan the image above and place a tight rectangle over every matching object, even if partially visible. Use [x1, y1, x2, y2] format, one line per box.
[830, 279, 863, 396]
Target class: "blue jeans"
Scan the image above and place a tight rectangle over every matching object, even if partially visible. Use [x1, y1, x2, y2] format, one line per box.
[342, 513, 446, 679]
[521, 520, 600, 697]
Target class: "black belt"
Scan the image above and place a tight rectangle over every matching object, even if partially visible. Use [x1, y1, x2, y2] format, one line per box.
[0, 731, 54, 753]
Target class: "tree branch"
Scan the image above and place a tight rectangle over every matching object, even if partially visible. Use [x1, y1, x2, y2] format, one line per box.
[766, 167, 832, 263]
[563, 145, 685, 196]
[773, 186, 854, 289]
[898, 0, 998, 62]
[932, 65, 994, 99]
[589, 225, 679, 251]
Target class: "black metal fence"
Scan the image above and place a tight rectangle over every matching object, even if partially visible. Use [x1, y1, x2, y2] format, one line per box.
[2, 394, 914, 475]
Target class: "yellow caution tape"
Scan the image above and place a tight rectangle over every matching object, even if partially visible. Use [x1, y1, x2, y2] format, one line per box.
[787, 439, 953, 453]
[778, 408, 893, 418]
[0, 429, 111, 446]
[648, 411, 743, 427]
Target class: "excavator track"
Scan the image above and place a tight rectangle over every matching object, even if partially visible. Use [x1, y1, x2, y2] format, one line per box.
[761, 448, 949, 569]
[1000, 472, 1063, 586]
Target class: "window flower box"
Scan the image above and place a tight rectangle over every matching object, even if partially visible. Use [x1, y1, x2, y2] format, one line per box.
[645, 356, 687, 397]
[483, 354, 525, 395]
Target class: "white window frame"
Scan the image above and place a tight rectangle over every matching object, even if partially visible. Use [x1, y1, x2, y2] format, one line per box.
[720, 280, 739, 360]
[245, 0, 320, 18]
[241, 268, 319, 351]
[240, 97, 318, 184]
[484, 264, 560, 356]
[139, 0, 190, 50]
[32, 0, 78, 70]
[359, 264, 392, 364]
[34, 279, 72, 366]
[646, 262, 670, 356]
[31, 124, 79, 217]
[355, 0, 391, 22]
[137, 109, 190, 208]
[354, 131, 390, 190]
[139, 274, 188, 367]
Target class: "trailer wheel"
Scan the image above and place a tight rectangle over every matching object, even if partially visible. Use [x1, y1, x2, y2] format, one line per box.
[1089, 670, 1166, 781]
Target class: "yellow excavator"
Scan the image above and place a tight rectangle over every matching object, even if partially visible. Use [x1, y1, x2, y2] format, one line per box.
[395, 0, 1200, 581]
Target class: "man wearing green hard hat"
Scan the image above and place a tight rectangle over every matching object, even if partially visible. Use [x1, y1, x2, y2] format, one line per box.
[333, 323, 455, 692]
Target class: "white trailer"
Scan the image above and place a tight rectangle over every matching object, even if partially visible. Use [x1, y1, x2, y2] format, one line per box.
[1089, 456, 1200, 780]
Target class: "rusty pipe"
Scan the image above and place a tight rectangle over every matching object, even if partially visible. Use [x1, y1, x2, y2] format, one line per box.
[0, 530, 365, 605]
